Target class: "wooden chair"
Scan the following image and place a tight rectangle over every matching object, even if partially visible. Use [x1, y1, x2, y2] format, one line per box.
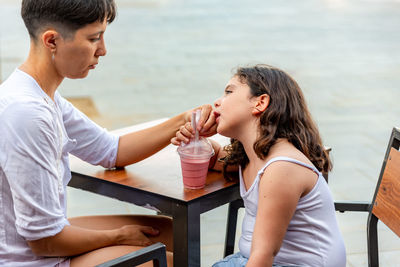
[96, 242, 167, 267]
[224, 127, 400, 267]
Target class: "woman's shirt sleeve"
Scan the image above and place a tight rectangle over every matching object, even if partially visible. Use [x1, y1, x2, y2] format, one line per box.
[57, 95, 119, 168]
[0, 101, 69, 241]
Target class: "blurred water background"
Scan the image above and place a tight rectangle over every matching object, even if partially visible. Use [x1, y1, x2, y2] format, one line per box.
[1, 0, 400, 265]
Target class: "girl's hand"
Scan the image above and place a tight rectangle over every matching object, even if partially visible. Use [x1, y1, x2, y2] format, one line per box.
[115, 225, 160, 247]
[171, 122, 194, 146]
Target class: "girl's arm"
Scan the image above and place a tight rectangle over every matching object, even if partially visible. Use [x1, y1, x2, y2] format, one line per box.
[246, 161, 310, 266]
[208, 139, 225, 171]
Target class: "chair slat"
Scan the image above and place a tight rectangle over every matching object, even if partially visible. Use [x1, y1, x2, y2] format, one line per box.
[372, 147, 400, 237]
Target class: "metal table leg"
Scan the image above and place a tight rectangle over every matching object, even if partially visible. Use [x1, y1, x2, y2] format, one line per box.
[173, 202, 201, 267]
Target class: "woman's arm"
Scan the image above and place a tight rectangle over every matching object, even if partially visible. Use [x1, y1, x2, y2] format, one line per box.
[246, 162, 309, 266]
[27, 224, 159, 257]
[115, 105, 215, 167]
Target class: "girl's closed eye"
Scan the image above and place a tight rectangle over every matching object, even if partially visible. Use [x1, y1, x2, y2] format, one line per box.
[224, 89, 233, 94]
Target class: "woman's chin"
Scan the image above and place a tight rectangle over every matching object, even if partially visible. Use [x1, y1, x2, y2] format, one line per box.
[67, 71, 90, 80]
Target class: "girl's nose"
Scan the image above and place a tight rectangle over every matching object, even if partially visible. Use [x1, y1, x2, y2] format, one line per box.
[214, 97, 221, 108]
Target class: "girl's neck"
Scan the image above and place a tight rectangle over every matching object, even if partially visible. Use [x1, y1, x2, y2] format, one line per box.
[237, 124, 264, 167]
[242, 135, 289, 170]
[19, 46, 63, 101]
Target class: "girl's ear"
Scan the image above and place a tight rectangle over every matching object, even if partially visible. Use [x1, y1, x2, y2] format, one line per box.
[252, 94, 270, 115]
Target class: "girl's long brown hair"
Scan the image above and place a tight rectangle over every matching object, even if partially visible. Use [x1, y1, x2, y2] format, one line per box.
[222, 64, 331, 180]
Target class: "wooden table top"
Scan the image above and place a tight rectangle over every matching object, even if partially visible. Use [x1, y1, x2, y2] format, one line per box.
[69, 118, 238, 202]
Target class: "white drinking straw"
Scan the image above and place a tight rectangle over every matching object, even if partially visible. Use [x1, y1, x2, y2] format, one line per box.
[195, 109, 201, 143]
[191, 110, 201, 153]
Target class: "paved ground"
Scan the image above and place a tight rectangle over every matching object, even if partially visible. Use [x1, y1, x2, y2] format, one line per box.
[1, 0, 400, 266]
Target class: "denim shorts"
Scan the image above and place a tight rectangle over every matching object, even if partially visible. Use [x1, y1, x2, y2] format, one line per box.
[55, 258, 70, 267]
[212, 252, 248, 267]
[212, 252, 303, 267]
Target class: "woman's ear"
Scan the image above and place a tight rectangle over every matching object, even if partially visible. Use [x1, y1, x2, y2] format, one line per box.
[252, 94, 270, 115]
[41, 30, 59, 53]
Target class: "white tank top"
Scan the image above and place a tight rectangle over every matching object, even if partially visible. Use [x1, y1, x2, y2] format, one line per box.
[238, 157, 346, 267]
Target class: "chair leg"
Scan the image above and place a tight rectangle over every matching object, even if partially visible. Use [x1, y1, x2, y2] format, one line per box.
[224, 199, 244, 257]
[367, 213, 379, 267]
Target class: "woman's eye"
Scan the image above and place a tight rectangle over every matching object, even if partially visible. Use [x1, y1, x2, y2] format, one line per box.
[90, 37, 101, 42]
[225, 90, 232, 94]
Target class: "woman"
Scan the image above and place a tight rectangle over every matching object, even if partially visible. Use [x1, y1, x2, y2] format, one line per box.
[0, 0, 215, 266]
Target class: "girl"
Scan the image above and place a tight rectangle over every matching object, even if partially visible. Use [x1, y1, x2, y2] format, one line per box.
[0, 0, 215, 266]
[172, 64, 346, 266]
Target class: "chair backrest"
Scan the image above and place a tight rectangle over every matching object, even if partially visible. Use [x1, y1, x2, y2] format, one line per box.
[371, 147, 400, 237]
[367, 127, 400, 267]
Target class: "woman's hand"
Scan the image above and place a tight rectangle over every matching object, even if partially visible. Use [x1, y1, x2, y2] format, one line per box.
[115, 225, 160, 247]
[173, 104, 217, 146]
[185, 104, 217, 137]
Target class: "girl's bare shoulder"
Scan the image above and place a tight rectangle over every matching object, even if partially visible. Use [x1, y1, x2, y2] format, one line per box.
[261, 143, 318, 196]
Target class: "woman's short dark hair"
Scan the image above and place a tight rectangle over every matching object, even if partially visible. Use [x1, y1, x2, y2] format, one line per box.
[21, 0, 116, 40]
[222, 64, 332, 180]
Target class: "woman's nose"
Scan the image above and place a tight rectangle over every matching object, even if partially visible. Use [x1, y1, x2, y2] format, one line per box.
[96, 39, 107, 57]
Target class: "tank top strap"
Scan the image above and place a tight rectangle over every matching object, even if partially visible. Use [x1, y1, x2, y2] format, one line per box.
[258, 156, 320, 177]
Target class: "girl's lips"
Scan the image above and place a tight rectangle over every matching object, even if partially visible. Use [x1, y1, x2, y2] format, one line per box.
[214, 111, 220, 123]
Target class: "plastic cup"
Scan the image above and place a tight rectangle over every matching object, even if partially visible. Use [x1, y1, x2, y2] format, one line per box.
[177, 137, 214, 189]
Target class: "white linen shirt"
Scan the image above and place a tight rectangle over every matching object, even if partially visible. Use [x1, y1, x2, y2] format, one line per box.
[0, 69, 119, 267]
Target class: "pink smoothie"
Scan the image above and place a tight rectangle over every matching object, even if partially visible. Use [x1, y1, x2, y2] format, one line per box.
[180, 157, 210, 189]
